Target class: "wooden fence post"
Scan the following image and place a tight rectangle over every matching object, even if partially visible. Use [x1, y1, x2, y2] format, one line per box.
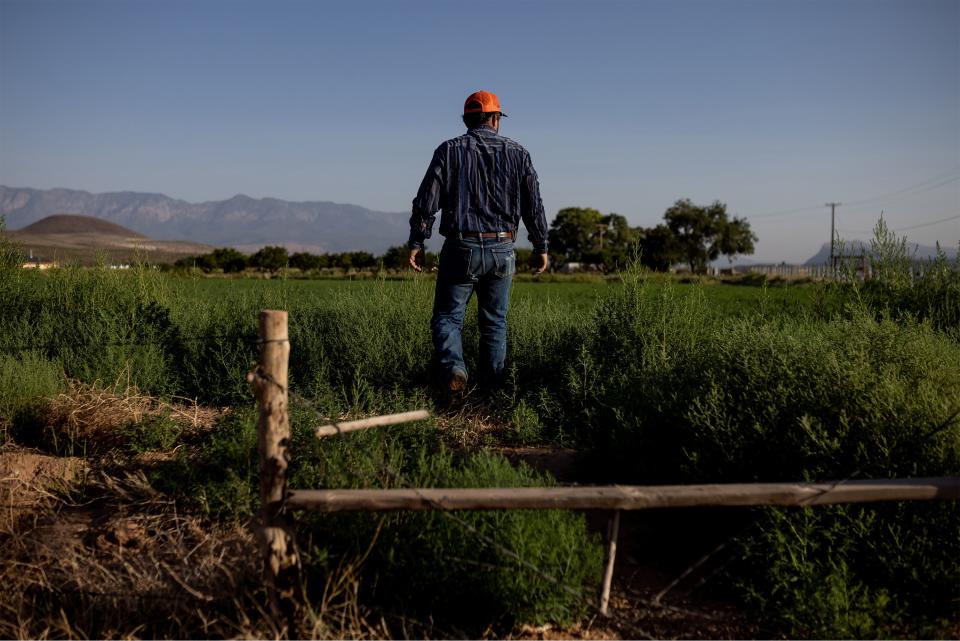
[249, 309, 302, 633]
[599, 510, 621, 616]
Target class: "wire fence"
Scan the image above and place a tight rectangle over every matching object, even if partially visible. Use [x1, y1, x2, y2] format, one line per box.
[250, 366, 607, 619]
[4, 306, 958, 633]
[0, 332, 259, 356]
[249, 345, 960, 628]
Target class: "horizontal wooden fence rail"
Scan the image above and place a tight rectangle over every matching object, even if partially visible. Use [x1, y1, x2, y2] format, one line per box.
[251, 310, 960, 628]
[285, 477, 960, 513]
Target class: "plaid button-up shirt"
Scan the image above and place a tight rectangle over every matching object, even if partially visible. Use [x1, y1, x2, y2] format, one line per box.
[408, 125, 549, 253]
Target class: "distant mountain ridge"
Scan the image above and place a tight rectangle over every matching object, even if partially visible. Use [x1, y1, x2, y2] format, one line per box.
[804, 241, 957, 265]
[0, 186, 411, 254]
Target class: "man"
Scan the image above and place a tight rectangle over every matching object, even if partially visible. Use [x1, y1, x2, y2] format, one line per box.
[408, 90, 549, 394]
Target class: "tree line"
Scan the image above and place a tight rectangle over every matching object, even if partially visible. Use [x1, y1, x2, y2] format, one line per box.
[173, 245, 440, 273]
[174, 198, 756, 275]
[548, 199, 756, 273]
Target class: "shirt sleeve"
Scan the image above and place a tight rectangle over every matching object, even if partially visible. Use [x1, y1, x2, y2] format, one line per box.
[408, 144, 446, 250]
[520, 151, 549, 253]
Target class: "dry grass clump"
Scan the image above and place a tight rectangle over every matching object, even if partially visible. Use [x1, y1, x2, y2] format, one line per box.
[27, 379, 223, 455]
[433, 398, 508, 449]
[48, 378, 222, 436]
[0, 469, 262, 638]
[0, 469, 390, 640]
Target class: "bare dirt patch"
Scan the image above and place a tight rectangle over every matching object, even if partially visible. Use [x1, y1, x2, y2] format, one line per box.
[1, 383, 764, 639]
[0, 472, 266, 639]
[0, 445, 86, 526]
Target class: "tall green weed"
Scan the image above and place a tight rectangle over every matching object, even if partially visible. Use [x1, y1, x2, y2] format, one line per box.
[540, 266, 960, 636]
[152, 407, 602, 627]
[834, 217, 960, 332]
[3, 259, 958, 635]
[0, 353, 64, 439]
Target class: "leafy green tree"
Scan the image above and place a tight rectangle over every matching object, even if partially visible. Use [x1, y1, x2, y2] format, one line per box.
[595, 213, 638, 270]
[637, 224, 682, 272]
[548, 207, 604, 263]
[378, 246, 408, 270]
[664, 199, 755, 273]
[181, 253, 218, 272]
[289, 251, 325, 271]
[514, 247, 533, 272]
[548, 208, 639, 269]
[717, 215, 757, 266]
[210, 248, 248, 273]
[348, 251, 376, 270]
[250, 245, 289, 272]
[0, 215, 24, 269]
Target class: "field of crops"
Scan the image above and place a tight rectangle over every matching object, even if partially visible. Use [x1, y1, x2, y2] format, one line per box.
[1, 257, 958, 638]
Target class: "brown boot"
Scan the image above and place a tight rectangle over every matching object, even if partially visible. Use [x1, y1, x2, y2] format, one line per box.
[448, 370, 468, 395]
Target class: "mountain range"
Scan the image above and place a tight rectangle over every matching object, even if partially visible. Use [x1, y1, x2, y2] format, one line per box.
[0, 186, 412, 255]
[4, 186, 955, 264]
[804, 241, 957, 265]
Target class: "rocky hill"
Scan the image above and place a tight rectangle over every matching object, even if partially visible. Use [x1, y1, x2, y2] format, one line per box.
[17, 214, 147, 238]
[9, 214, 212, 265]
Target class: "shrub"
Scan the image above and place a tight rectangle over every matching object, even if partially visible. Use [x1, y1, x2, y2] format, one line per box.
[833, 218, 960, 332]
[4, 259, 958, 635]
[154, 408, 603, 627]
[547, 269, 960, 636]
[0, 353, 64, 439]
[0, 214, 24, 270]
[151, 407, 260, 519]
[0, 267, 181, 396]
[291, 425, 603, 628]
[121, 414, 185, 453]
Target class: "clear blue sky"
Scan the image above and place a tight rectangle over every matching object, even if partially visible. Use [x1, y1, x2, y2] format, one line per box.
[1, 0, 957, 262]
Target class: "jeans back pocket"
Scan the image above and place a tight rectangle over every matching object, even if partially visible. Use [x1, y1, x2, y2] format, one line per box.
[440, 243, 476, 282]
[491, 248, 515, 279]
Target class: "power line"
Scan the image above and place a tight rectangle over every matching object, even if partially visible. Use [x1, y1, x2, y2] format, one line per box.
[843, 175, 960, 212]
[892, 214, 960, 232]
[844, 171, 960, 206]
[741, 204, 824, 220]
[837, 214, 960, 235]
[741, 169, 960, 221]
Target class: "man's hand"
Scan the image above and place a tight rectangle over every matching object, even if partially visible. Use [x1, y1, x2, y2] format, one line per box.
[408, 248, 423, 272]
[529, 252, 549, 275]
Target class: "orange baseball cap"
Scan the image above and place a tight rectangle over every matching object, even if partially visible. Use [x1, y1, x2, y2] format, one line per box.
[463, 90, 507, 116]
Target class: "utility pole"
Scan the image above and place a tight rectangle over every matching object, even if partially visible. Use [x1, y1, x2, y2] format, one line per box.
[596, 223, 607, 251]
[826, 202, 842, 275]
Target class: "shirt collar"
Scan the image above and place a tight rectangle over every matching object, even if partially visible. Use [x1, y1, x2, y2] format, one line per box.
[468, 125, 498, 136]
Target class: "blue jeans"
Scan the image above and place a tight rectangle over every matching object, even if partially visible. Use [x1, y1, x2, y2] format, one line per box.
[431, 236, 515, 386]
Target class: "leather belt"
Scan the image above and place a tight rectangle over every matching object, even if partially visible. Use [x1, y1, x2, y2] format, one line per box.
[460, 231, 514, 239]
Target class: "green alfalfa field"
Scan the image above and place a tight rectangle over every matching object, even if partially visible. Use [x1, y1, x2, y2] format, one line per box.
[1, 239, 958, 638]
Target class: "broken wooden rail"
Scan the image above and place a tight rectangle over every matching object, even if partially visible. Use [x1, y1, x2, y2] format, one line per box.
[284, 478, 960, 512]
[314, 410, 431, 438]
[249, 309, 960, 628]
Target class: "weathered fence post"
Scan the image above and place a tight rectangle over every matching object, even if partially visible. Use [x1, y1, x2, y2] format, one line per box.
[248, 309, 302, 633]
[599, 510, 621, 616]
